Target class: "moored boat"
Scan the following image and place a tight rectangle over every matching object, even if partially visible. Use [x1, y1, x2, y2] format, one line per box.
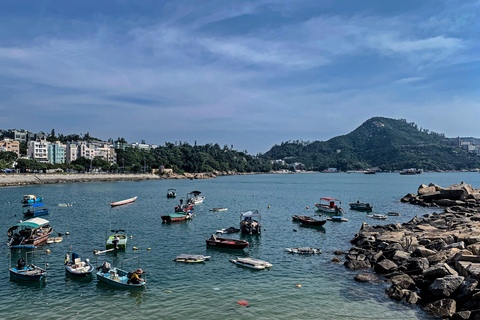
[9, 258, 47, 281]
[106, 223, 128, 250]
[161, 212, 193, 223]
[187, 191, 204, 204]
[298, 216, 327, 226]
[167, 189, 176, 198]
[96, 261, 146, 288]
[314, 197, 344, 214]
[215, 227, 240, 234]
[367, 214, 388, 220]
[110, 196, 137, 207]
[229, 257, 272, 270]
[206, 234, 249, 249]
[387, 212, 400, 216]
[175, 199, 194, 213]
[327, 216, 348, 222]
[349, 201, 373, 212]
[64, 252, 94, 277]
[21, 195, 44, 204]
[292, 215, 308, 221]
[240, 210, 261, 234]
[210, 208, 228, 212]
[23, 203, 49, 217]
[285, 247, 322, 254]
[173, 254, 210, 263]
[7, 217, 53, 249]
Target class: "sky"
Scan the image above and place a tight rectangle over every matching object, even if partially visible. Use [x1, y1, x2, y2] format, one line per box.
[0, 0, 479, 154]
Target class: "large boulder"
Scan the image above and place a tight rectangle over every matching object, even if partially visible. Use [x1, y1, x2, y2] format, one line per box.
[423, 263, 458, 279]
[385, 286, 420, 304]
[457, 276, 478, 300]
[440, 183, 475, 201]
[406, 257, 430, 274]
[391, 274, 416, 290]
[429, 275, 464, 297]
[418, 191, 442, 202]
[413, 246, 437, 258]
[425, 299, 456, 318]
[418, 184, 437, 195]
[344, 260, 371, 270]
[354, 273, 379, 283]
[374, 259, 398, 274]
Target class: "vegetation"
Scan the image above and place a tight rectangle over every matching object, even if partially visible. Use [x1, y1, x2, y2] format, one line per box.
[260, 117, 480, 171]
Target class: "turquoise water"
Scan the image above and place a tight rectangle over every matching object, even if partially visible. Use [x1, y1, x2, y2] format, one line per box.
[1, 172, 479, 320]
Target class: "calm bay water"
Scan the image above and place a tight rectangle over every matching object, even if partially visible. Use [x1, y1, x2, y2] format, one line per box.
[2, 172, 480, 320]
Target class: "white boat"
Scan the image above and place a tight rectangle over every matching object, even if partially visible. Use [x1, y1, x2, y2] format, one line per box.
[110, 196, 137, 207]
[210, 208, 228, 212]
[187, 191, 204, 204]
[314, 197, 344, 214]
[285, 247, 322, 254]
[367, 214, 387, 220]
[229, 257, 272, 270]
[173, 254, 210, 263]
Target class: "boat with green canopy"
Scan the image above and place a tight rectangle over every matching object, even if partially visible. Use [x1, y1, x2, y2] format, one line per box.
[7, 217, 53, 249]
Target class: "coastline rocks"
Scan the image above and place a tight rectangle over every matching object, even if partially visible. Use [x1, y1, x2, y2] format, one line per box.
[429, 275, 464, 297]
[354, 273, 379, 283]
[423, 263, 458, 279]
[425, 299, 456, 318]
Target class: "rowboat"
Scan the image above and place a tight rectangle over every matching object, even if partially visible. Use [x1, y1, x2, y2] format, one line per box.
[23, 203, 49, 217]
[9, 253, 47, 281]
[229, 258, 272, 270]
[349, 201, 373, 211]
[173, 254, 210, 263]
[327, 216, 348, 222]
[21, 195, 44, 204]
[292, 215, 308, 221]
[161, 212, 193, 223]
[64, 252, 94, 277]
[314, 197, 344, 214]
[96, 263, 146, 289]
[240, 210, 261, 234]
[7, 217, 53, 249]
[110, 196, 137, 207]
[210, 208, 228, 212]
[106, 223, 128, 250]
[367, 214, 388, 220]
[387, 212, 400, 216]
[298, 216, 327, 226]
[206, 234, 249, 249]
[285, 247, 322, 254]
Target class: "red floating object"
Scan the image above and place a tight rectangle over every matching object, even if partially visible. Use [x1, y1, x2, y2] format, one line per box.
[237, 300, 249, 307]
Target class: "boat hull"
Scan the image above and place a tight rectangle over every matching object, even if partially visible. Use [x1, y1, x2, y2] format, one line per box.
[9, 267, 46, 281]
[161, 213, 192, 223]
[349, 203, 373, 211]
[206, 237, 249, 249]
[23, 209, 50, 217]
[299, 217, 327, 226]
[106, 235, 127, 250]
[96, 269, 145, 288]
[110, 196, 137, 207]
[65, 260, 94, 277]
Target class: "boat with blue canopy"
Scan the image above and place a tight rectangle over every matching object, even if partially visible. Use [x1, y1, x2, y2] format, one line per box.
[21, 195, 44, 204]
[7, 217, 53, 249]
[23, 203, 49, 217]
[9, 252, 47, 281]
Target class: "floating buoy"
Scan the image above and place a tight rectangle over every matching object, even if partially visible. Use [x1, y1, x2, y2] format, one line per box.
[130, 235, 133, 238]
[82, 199, 85, 201]
[65, 232, 70, 235]
[268, 206, 270, 209]
[46, 249, 51, 254]
[147, 248, 151, 250]
[46, 263, 49, 266]
[237, 300, 249, 307]
[296, 284, 302, 288]
[306, 206, 309, 209]
[133, 247, 138, 250]
[293, 229, 297, 232]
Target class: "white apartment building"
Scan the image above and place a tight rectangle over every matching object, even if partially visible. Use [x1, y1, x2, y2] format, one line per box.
[27, 140, 49, 162]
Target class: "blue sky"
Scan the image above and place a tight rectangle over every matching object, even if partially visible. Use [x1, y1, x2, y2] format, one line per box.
[0, 0, 479, 154]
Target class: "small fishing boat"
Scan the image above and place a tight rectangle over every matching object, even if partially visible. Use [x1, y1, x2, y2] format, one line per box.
[285, 247, 322, 254]
[187, 191, 205, 204]
[327, 216, 348, 222]
[161, 212, 193, 223]
[64, 252, 94, 277]
[173, 254, 210, 263]
[367, 214, 388, 220]
[387, 212, 400, 216]
[298, 216, 327, 226]
[349, 201, 373, 212]
[206, 234, 249, 249]
[21, 195, 44, 204]
[9, 257, 47, 281]
[229, 257, 272, 270]
[46, 237, 63, 243]
[110, 196, 137, 207]
[215, 227, 240, 234]
[96, 261, 146, 288]
[175, 199, 194, 213]
[364, 169, 376, 174]
[167, 189, 176, 198]
[240, 210, 261, 234]
[7, 217, 53, 249]
[314, 197, 344, 214]
[210, 208, 228, 212]
[23, 203, 49, 217]
[106, 223, 128, 250]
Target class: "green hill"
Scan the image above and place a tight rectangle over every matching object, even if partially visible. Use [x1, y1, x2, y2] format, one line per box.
[261, 117, 480, 171]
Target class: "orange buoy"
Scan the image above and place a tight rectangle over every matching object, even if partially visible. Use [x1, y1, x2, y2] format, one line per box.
[268, 206, 270, 209]
[237, 300, 249, 307]
[295, 284, 302, 287]
[306, 206, 309, 209]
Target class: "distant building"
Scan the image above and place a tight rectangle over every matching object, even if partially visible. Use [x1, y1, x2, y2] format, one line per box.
[27, 140, 49, 162]
[4, 129, 28, 142]
[0, 139, 20, 156]
[47, 142, 66, 164]
[271, 159, 285, 166]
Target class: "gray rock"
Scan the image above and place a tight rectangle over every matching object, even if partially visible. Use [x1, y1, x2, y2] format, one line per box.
[370, 250, 384, 264]
[419, 191, 442, 202]
[466, 236, 480, 245]
[426, 239, 447, 251]
[374, 259, 398, 274]
[452, 311, 471, 320]
[423, 263, 458, 279]
[392, 250, 411, 264]
[344, 260, 371, 270]
[406, 257, 430, 274]
[331, 256, 342, 263]
[444, 241, 465, 250]
[391, 274, 416, 290]
[418, 184, 437, 195]
[354, 273, 378, 283]
[413, 246, 437, 257]
[424, 299, 456, 318]
[457, 276, 478, 299]
[429, 275, 464, 297]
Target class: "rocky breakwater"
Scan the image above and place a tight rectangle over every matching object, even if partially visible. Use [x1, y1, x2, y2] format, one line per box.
[401, 182, 480, 211]
[344, 208, 480, 319]
[0, 173, 160, 186]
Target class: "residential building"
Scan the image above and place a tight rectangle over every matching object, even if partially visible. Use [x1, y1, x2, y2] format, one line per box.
[66, 144, 78, 164]
[48, 142, 66, 164]
[0, 139, 20, 156]
[27, 140, 50, 162]
[4, 129, 28, 142]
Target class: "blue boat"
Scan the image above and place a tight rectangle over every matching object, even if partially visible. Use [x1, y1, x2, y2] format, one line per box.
[9, 257, 47, 281]
[23, 203, 49, 217]
[96, 261, 146, 289]
[65, 252, 94, 277]
[21, 195, 44, 204]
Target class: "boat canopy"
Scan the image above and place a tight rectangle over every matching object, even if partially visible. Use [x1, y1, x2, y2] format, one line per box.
[190, 191, 202, 196]
[22, 203, 45, 208]
[241, 210, 260, 217]
[320, 197, 340, 201]
[13, 217, 49, 229]
[23, 195, 36, 199]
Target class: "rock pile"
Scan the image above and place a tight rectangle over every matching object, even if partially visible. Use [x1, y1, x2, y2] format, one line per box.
[344, 209, 480, 319]
[401, 182, 480, 210]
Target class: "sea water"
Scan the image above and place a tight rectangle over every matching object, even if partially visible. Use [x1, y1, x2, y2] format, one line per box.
[1, 172, 479, 320]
